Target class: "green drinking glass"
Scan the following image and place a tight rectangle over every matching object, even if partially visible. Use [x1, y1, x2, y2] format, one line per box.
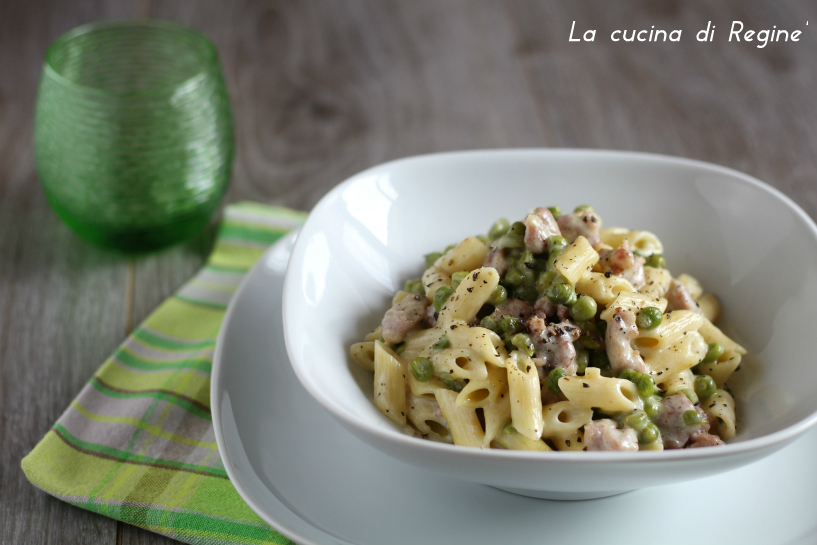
[34, 20, 234, 252]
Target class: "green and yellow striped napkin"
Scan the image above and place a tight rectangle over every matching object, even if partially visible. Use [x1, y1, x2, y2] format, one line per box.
[22, 203, 306, 545]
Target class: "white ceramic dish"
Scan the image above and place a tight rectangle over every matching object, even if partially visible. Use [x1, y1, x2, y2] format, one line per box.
[282, 149, 817, 500]
[212, 232, 817, 545]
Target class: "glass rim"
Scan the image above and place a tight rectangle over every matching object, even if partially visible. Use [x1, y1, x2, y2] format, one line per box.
[42, 19, 221, 98]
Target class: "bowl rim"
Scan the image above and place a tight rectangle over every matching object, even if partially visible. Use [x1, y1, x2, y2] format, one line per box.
[283, 148, 817, 463]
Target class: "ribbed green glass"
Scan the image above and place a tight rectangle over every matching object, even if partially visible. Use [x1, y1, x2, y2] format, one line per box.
[34, 20, 234, 252]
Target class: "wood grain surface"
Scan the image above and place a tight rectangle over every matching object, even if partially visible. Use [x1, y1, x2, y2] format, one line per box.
[1, 1, 815, 543]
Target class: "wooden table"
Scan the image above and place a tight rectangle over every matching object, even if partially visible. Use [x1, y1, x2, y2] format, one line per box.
[1, 1, 815, 543]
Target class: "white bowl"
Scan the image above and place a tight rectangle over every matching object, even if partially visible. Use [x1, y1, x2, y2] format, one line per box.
[282, 149, 817, 500]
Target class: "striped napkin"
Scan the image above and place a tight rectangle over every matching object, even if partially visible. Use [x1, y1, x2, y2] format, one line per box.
[22, 203, 306, 545]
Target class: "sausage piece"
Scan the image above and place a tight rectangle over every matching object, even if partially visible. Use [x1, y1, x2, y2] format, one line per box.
[381, 294, 429, 344]
[584, 419, 639, 451]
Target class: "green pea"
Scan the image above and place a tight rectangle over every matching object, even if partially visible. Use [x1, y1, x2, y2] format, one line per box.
[547, 368, 567, 394]
[476, 235, 489, 244]
[395, 343, 406, 354]
[488, 285, 508, 306]
[502, 422, 517, 435]
[432, 334, 450, 350]
[551, 272, 569, 284]
[570, 295, 597, 322]
[534, 256, 549, 270]
[596, 319, 608, 339]
[536, 270, 557, 294]
[410, 357, 434, 382]
[547, 235, 568, 253]
[635, 374, 655, 398]
[433, 286, 455, 312]
[510, 221, 526, 236]
[480, 316, 501, 335]
[643, 395, 662, 418]
[520, 249, 536, 267]
[636, 307, 663, 330]
[546, 282, 575, 305]
[679, 388, 699, 405]
[547, 247, 563, 270]
[404, 278, 425, 295]
[497, 233, 525, 249]
[683, 409, 703, 426]
[425, 252, 442, 268]
[547, 206, 561, 219]
[574, 205, 594, 214]
[503, 334, 516, 354]
[639, 422, 659, 444]
[578, 320, 597, 334]
[489, 218, 510, 239]
[578, 332, 600, 350]
[645, 254, 666, 268]
[438, 372, 464, 392]
[619, 370, 653, 398]
[451, 270, 469, 289]
[506, 251, 520, 270]
[575, 345, 589, 375]
[518, 266, 536, 286]
[590, 351, 610, 370]
[514, 285, 539, 303]
[504, 268, 525, 287]
[703, 342, 724, 363]
[499, 314, 523, 334]
[511, 333, 535, 357]
[622, 410, 648, 431]
[694, 374, 717, 400]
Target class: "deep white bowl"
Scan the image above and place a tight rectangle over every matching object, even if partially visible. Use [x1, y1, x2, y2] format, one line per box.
[282, 149, 817, 500]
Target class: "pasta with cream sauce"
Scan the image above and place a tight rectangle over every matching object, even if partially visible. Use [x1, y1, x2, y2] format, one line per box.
[350, 205, 744, 451]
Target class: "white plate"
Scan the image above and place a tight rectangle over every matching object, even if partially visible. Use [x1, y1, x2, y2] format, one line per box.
[212, 232, 817, 545]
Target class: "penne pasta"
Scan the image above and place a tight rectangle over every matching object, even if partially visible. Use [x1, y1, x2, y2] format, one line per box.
[493, 425, 552, 451]
[640, 266, 672, 299]
[436, 237, 490, 275]
[658, 368, 694, 396]
[540, 401, 593, 438]
[406, 392, 453, 443]
[506, 352, 544, 440]
[435, 389, 485, 448]
[576, 273, 635, 306]
[550, 430, 586, 451]
[632, 310, 704, 357]
[438, 267, 499, 325]
[354, 204, 745, 452]
[559, 368, 642, 414]
[373, 340, 407, 426]
[675, 273, 703, 301]
[350, 341, 376, 372]
[695, 318, 747, 387]
[599, 291, 667, 323]
[645, 331, 708, 379]
[697, 293, 721, 322]
[482, 392, 512, 447]
[552, 236, 599, 284]
[702, 389, 736, 440]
